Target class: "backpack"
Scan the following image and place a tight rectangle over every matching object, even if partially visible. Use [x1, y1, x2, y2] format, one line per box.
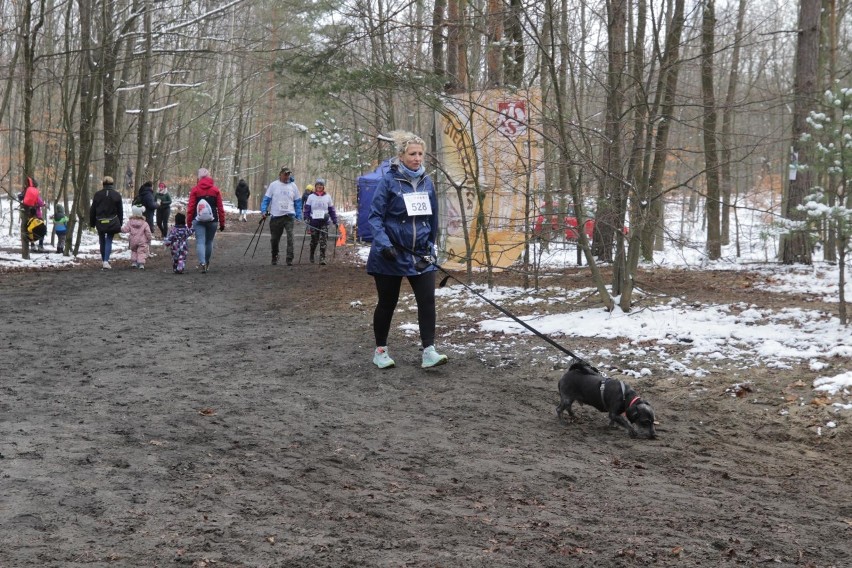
[27, 216, 47, 242]
[22, 178, 40, 207]
[196, 196, 217, 222]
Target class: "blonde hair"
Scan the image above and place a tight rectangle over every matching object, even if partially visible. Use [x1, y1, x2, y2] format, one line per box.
[388, 130, 425, 157]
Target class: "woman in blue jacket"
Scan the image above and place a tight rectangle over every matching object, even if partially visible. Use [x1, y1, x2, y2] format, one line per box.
[366, 131, 448, 370]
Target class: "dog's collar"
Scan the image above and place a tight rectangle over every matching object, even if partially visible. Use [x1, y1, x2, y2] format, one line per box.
[627, 396, 641, 409]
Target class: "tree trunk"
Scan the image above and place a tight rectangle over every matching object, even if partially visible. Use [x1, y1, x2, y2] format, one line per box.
[134, 0, 152, 185]
[485, 0, 502, 87]
[432, 0, 446, 80]
[719, 0, 746, 247]
[701, 0, 721, 260]
[503, 0, 524, 86]
[781, 0, 820, 265]
[593, 0, 627, 266]
[641, 0, 685, 260]
[19, 0, 45, 259]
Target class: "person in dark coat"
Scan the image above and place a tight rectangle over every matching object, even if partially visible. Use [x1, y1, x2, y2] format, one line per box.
[235, 178, 250, 222]
[89, 175, 124, 269]
[155, 182, 173, 238]
[135, 181, 158, 232]
[366, 130, 447, 370]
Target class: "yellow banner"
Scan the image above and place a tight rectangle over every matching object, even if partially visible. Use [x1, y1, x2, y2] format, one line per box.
[437, 88, 543, 269]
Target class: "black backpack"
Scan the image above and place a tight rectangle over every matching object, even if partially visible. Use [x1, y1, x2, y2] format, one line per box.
[27, 216, 47, 241]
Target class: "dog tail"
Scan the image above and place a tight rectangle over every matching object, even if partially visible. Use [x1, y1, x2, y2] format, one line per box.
[569, 359, 600, 375]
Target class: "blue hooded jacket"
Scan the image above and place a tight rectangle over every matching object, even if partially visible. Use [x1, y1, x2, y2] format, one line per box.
[366, 161, 439, 276]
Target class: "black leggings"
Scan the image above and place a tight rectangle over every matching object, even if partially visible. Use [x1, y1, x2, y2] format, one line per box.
[373, 272, 437, 348]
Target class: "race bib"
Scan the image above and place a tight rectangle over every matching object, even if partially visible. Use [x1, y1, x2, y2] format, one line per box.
[403, 192, 432, 216]
[311, 208, 327, 220]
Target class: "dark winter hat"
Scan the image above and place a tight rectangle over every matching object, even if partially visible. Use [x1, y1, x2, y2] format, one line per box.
[175, 212, 186, 226]
[279, 166, 291, 174]
[103, 176, 114, 186]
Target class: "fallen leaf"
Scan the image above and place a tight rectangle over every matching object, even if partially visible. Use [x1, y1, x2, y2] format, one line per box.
[789, 380, 807, 388]
[810, 397, 831, 407]
[266, 536, 275, 544]
[671, 546, 683, 556]
[198, 408, 216, 416]
[148, 439, 165, 446]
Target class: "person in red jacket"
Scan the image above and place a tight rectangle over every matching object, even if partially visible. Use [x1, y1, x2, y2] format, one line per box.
[186, 168, 226, 273]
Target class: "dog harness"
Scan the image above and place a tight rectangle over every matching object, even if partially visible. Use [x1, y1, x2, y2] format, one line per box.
[600, 380, 642, 413]
[599, 379, 626, 410]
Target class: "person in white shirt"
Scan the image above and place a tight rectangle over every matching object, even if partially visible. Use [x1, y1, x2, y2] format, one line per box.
[260, 166, 302, 266]
[303, 178, 338, 265]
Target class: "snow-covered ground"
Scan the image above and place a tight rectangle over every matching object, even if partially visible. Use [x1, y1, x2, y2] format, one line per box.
[3, 194, 850, 404]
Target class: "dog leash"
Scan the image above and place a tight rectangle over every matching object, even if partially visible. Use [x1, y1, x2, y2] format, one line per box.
[385, 238, 597, 367]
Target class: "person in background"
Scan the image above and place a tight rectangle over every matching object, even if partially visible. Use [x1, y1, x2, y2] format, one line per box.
[163, 212, 194, 274]
[303, 178, 338, 265]
[260, 166, 302, 266]
[89, 175, 124, 270]
[135, 181, 158, 233]
[301, 183, 314, 205]
[235, 178, 250, 222]
[53, 204, 69, 254]
[185, 167, 226, 273]
[121, 205, 153, 269]
[32, 194, 46, 252]
[155, 182, 173, 238]
[366, 130, 447, 369]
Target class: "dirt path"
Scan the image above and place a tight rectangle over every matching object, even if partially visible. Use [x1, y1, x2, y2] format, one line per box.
[1, 224, 849, 567]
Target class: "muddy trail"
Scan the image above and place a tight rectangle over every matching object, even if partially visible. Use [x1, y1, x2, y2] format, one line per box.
[1, 222, 849, 567]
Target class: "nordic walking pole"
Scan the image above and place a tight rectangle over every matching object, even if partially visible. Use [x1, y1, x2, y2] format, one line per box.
[332, 224, 338, 260]
[251, 215, 267, 258]
[243, 216, 265, 256]
[297, 222, 309, 264]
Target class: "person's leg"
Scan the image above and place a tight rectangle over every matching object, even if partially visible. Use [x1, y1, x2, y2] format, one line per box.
[57, 231, 65, 253]
[372, 274, 403, 367]
[204, 222, 217, 266]
[309, 227, 319, 262]
[137, 243, 149, 267]
[269, 216, 284, 262]
[409, 271, 447, 367]
[104, 233, 114, 262]
[194, 221, 208, 265]
[177, 242, 188, 272]
[318, 224, 328, 262]
[373, 274, 403, 347]
[98, 231, 107, 261]
[283, 216, 295, 264]
[408, 271, 437, 347]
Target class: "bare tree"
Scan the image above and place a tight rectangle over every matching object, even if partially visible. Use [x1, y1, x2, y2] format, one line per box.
[781, 0, 820, 264]
[701, 0, 722, 260]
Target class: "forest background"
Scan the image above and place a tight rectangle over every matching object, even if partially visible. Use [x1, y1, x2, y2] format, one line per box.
[0, 0, 849, 319]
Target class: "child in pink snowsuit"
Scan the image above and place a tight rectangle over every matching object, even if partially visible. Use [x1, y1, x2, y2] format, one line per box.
[121, 205, 153, 269]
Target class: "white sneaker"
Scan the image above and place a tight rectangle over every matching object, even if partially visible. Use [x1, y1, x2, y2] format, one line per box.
[421, 346, 448, 368]
[373, 347, 395, 369]
[102, 261, 111, 270]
